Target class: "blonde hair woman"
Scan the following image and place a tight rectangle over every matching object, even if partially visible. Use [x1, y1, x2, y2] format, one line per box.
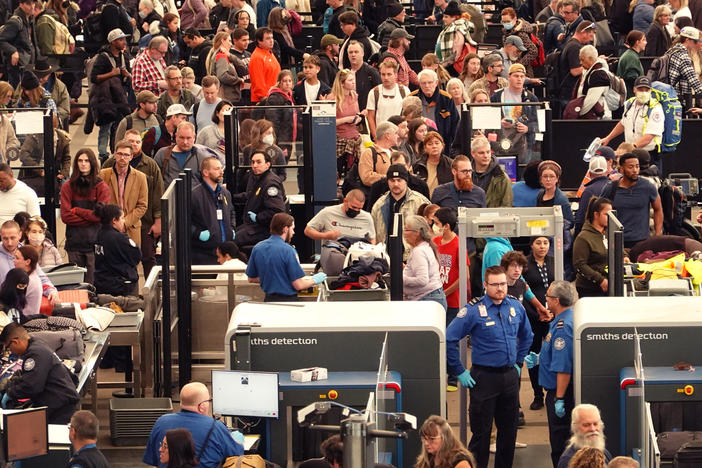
[205, 31, 243, 104]
[446, 78, 469, 109]
[332, 69, 363, 179]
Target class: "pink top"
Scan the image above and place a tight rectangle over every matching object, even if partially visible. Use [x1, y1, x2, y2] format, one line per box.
[336, 94, 360, 139]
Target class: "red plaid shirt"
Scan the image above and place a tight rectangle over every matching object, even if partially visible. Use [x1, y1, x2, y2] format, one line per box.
[387, 46, 418, 87]
[132, 51, 167, 95]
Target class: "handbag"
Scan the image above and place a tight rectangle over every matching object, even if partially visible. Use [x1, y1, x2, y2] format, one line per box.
[563, 96, 604, 120]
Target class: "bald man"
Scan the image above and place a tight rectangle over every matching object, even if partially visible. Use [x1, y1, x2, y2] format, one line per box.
[143, 382, 243, 467]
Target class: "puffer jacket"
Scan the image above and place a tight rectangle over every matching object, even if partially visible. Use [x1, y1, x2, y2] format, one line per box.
[88, 76, 131, 126]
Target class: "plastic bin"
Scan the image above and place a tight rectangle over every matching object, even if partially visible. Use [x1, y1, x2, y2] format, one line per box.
[319, 276, 390, 301]
[110, 397, 173, 446]
[45, 264, 87, 286]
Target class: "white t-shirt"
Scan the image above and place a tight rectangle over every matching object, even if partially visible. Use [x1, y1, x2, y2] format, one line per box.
[304, 80, 321, 105]
[307, 204, 376, 245]
[366, 83, 410, 128]
[622, 100, 664, 151]
[0, 179, 40, 224]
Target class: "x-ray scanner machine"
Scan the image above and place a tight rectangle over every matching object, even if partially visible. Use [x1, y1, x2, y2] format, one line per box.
[224, 301, 446, 465]
[574, 296, 702, 457]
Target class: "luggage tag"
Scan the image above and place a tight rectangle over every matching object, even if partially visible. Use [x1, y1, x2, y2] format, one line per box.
[217, 209, 223, 220]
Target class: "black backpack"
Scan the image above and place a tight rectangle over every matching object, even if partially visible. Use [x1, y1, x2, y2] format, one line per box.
[647, 49, 673, 84]
[659, 180, 686, 235]
[544, 49, 562, 98]
[341, 147, 378, 200]
[83, 3, 107, 47]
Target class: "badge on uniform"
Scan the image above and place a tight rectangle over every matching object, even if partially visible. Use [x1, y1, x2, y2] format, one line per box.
[545, 332, 551, 343]
[216, 209, 223, 220]
[486, 321, 495, 326]
[23, 358, 35, 371]
[554, 337, 566, 350]
[510, 307, 516, 317]
[267, 186, 279, 197]
[479, 304, 487, 317]
[457, 307, 467, 318]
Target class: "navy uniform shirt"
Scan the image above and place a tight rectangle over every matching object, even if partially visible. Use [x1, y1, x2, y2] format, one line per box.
[538, 307, 574, 390]
[246, 235, 306, 296]
[447, 294, 534, 375]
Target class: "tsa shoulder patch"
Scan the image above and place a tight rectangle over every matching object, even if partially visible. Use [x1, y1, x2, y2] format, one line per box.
[556, 319, 564, 329]
[267, 186, 279, 197]
[23, 358, 35, 371]
[468, 297, 480, 306]
[457, 307, 467, 318]
[554, 337, 566, 350]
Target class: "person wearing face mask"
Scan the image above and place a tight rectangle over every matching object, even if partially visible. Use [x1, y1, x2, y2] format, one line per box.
[600, 76, 667, 175]
[24, 218, 62, 269]
[60, 149, 111, 284]
[500, 8, 538, 77]
[305, 189, 376, 246]
[13, 245, 47, 318]
[0, 267, 30, 323]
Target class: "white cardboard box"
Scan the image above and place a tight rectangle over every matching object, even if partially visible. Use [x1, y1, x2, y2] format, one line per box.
[290, 367, 328, 382]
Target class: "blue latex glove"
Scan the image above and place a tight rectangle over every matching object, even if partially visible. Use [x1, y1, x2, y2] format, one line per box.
[555, 399, 566, 418]
[312, 272, 327, 285]
[1, 392, 9, 408]
[514, 363, 521, 376]
[199, 230, 210, 242]
[457, 370, 476, 388]
[248, 211, 257, 222]
[525, 351, 540, 369]
[232, 430, 245, 446]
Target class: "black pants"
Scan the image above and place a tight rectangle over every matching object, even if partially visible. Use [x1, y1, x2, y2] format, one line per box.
[545, 385, 574, 468]
[141, 224, 157, 279]
[469, 364, 520, 468]
[264, 293, 299, 302]
[527, 318, 549, 400]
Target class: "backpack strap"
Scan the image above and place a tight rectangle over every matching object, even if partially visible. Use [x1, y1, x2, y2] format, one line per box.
[192, 101, 200, 130]
[370, 146, 378, 172]
[196, 419, 217, 461]
[161, 145, 174, 171]
[125, 114, 133, 131]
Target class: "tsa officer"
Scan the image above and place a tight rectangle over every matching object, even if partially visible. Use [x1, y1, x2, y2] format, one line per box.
[525, 280, 576, 468]
[446, 265, 534, 468]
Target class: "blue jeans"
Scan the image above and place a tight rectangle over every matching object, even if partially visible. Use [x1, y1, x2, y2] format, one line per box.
[419, 287, 448, 311]
[98, 121, 116, 160]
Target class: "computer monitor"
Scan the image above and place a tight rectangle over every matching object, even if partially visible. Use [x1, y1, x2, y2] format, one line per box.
[496, 156, 517, 182]
[3, 407, 48, 462]
[212, 370, 279, 418]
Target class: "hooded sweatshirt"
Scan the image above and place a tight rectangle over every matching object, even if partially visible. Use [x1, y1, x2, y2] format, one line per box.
[482, 237, 513, 281]
[472, 157, 514, 208]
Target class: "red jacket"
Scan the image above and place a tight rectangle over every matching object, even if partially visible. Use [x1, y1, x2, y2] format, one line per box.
[250, 46, 281, 103]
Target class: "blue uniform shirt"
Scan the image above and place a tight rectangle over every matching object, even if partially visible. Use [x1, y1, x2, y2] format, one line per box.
[246, 235, 305, 296]
[538, 307, 574, 390]
[446, 294, 534, 375]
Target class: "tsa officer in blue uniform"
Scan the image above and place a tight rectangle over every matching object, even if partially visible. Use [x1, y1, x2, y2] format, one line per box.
[446, 265, 534, 468]
[525, 280, 576, 468]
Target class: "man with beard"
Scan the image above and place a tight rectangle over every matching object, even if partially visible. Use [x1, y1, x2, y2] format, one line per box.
[384, 28, 418, 88]
[557, 404, 612, 468]
[599, 152, 662, 248]
[234, 150, 286, 254]
[190, 157, 235, 264]
[525, 280, 576, 467]
[246, 213, 327, 301]
[446, 265, 533, 468]
[0, 163, 40, 223]
[431, 155, 486, 211]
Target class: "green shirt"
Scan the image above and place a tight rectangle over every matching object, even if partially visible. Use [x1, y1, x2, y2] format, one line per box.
[616, 48, 644, 99]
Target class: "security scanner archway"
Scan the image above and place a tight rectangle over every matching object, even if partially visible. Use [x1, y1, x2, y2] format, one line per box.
[455, 206, 565, 442]
[224, 301, 446, 466]
[574, 297, 702, 459]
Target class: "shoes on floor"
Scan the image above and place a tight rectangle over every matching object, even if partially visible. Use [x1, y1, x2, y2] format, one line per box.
[518, 411, 525, 427]
[515, 441, 527, 448]
[529, 397, 545, 410]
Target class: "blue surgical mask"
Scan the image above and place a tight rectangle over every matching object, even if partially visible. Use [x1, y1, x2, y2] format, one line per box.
[502, 22, 514, 30]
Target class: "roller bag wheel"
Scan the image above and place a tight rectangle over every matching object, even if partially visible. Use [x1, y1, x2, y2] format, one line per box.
[674, 440, 702, 467]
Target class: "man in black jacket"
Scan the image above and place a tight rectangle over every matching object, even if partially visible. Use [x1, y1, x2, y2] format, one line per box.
[191, 157, 235, 264]
[100, 0, 135, 46]
[0, 0, 41, 87]
[1, 323, 80, 424]
[339, 11, 374, 69]
[234, 150, 286, 253]
[376, 2, 405, 47]
[184, 28, 212, 84]
[67, 411, 109, 468]
[315, 34, 343, 88]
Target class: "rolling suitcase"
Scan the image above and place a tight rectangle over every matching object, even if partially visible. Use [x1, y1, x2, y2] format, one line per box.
[674, 440, 702, 467]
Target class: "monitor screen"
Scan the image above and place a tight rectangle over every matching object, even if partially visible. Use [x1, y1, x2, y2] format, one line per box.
[4, 407, 48, 461]
[497, 156, 517, 182]
[212, 370, 279, 418]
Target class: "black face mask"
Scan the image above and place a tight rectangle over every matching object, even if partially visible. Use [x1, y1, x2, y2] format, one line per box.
[346, 208, 360, 218]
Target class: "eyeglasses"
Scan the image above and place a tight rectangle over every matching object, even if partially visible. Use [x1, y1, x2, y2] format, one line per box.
[457, 169, 473, 175]
[114, 152, 132, 158]
[486, 282, 508, 288]
[545, 294, 558, 299]
[421, 435, 442, 441]
[198, 398, 213, 406]
[159, 441, 168, 450]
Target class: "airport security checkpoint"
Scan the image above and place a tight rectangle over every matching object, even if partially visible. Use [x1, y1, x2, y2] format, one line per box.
[9, 20, 702, 468]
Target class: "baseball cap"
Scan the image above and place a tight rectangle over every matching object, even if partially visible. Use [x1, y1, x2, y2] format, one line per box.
[386, 164, 409, 182]
[166, 103, 193, 117]
[509, 63, 526, 75]
[137, 90, 158, 104]
[588, 156, 607, 175]
[320, 34, 344, 48]
[681, 26, 702, 41]
[634, 76, 652, 89]
[505, 35, 527, 52]
[390, 28, 414, 40]
[594, 145, 615, 160]
[107, 28, 128, 43]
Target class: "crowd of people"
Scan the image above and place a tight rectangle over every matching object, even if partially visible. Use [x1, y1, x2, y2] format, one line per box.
[0, 0, 699, 465]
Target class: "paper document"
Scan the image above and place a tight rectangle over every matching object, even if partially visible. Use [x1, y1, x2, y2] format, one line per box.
[471, 106, 502, 129]
[13, 111, 44, 135]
